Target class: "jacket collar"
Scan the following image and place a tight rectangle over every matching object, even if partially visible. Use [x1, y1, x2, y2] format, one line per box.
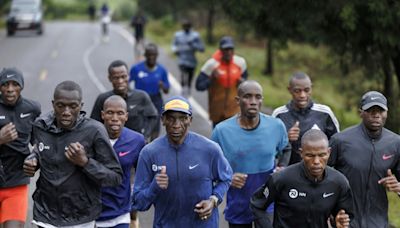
[36, 111, 86, 133]
[299, 161, 326, 184]
[0, 95, 22, 107]
[287, 100, 314, 115]
[359, 123, 383, 141]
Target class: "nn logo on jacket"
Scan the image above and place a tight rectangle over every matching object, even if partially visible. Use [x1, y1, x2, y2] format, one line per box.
[38, 142, 50, 152]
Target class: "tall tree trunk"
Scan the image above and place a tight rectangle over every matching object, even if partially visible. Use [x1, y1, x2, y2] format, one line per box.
[206, 1, 215, 44]
[387, 54, 400, 132]
[263, 39, 273, 75]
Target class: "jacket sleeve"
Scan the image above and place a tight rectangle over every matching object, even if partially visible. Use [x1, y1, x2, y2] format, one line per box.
[141, 94, 159, 141]
[132, 148, 162, 211]
[250, 177, 275, 228]
[241, 69, 248, 80]
[90, 96, 103, 122]
[82, 129, 122, 187]
[211, 143, 232, 203]
[195, 72, 211, 91]
[334, 177, 354, 222]
[171, 33, 179, 54]
[192, 33, 205, 52]
[328, 134, 340, 167]
[276, 119, 291, 167]
[325, 112, 340, 138]
[393, 139, 400, 192]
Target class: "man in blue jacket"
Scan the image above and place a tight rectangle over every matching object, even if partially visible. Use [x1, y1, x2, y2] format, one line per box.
[132, 95, 232, 228]
[96, 95, 145, 228]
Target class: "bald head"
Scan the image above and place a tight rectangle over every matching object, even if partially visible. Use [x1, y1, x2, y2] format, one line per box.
[237, 80, 263, 97]
[103, 95, 127, 111]
[301, 129, 329, 148]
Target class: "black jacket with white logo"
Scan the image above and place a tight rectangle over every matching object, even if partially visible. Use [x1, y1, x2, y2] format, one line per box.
[250, 162, 354, 228]
[0, 96, 41, 187]
[31, 111, 122, 226]
[329, 124, 400, 228]
[272, 101, 340, 164]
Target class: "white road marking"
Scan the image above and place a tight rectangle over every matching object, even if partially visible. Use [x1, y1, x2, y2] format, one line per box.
[115, 25, 210, 123]
[51, 50, 58, 58]
[39, 69, 47, 81]
[82, 37, 107, 93]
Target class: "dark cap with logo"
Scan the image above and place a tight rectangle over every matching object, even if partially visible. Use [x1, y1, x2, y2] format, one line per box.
[162, 95, 192, 115]
[360, 91, 387, 111]
[0, 67, 24, 89]
[219, 36, 235, 49]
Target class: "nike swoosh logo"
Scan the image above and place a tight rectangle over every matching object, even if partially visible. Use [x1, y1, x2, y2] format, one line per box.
[371, 97, 380, 100]
[189, 164, 199, 170]
[20, 113, 31, 118]
[382, 154, 394, 160]
[6, 74, 15, 78]
[119, 151, 130, 157]
[129, 105, 137, 110]
[323, 192, 334, 198]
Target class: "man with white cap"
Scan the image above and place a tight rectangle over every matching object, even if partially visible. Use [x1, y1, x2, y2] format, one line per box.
[328, 91, 400, 228]
[132, 95, 232, 228]
[0, 67, 41, 228]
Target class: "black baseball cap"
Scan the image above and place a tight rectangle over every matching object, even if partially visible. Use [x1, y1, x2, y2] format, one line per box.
[360, 91, 388, 111]
[0, 67, 24, 89]
[219, 36, 235, 49]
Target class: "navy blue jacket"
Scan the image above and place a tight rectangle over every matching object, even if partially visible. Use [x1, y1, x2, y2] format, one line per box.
[132, 132, 232, 228]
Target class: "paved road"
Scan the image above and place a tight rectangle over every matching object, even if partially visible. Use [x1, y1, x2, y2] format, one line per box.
[0, 21, 229, 227]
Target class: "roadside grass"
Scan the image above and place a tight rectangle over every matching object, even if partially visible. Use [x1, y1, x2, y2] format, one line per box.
[146, 18, 399, 227]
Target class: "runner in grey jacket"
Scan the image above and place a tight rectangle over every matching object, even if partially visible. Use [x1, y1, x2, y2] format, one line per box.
[328, 91, 400, 228]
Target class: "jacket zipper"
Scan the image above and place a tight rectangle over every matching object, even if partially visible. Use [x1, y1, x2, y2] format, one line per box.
[175, 148, 179, 181]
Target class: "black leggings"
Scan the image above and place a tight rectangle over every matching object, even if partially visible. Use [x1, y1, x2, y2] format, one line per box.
[179, 66, 195, 88]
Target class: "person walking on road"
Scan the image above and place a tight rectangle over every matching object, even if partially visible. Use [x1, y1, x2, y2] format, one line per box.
[91, 60, 158, 143]
[272, 72, 339, 165]
[130, 10, 147, 57]
[196, 36, 248, 127]
[251, 129, 354, 228]
[129, 43, 170, 139]
[100, 3, 111, 40]
[172, 19, 205, 96]
[0, 68, 41, 228]
[211, 80, 290, 228]
[96, 95, 145, 228]
[328, 91, 400, 228]
[23, 80, 122, 227]
[132, 96, 233, 228]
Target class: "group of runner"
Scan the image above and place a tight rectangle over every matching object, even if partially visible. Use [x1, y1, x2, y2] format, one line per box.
[0, 16, 400, 228]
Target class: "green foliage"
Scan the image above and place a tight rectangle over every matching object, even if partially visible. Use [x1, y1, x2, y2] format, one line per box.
[45, 0, 90, 19]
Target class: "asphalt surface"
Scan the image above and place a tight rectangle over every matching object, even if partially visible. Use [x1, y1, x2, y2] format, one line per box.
[0, 21, 229, 227]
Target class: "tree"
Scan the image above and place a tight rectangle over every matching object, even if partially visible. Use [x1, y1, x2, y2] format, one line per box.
[222, 0, 400, 131]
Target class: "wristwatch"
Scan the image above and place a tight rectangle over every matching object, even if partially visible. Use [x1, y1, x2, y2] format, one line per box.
[209, 195, 219, 208]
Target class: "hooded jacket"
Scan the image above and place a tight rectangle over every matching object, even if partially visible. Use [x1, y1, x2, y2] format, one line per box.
[30, 111, 122, 226]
